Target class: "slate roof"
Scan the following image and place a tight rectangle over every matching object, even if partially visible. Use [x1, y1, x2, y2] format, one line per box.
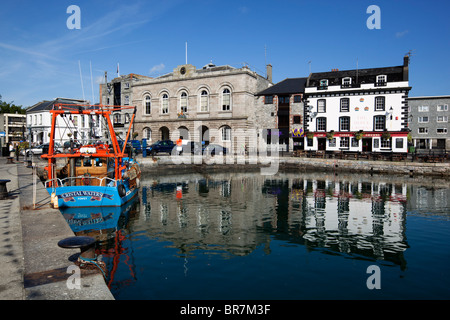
[307, 65, 406, 87]
[26, 98, 87, 113]
[256, 78, 307, 96]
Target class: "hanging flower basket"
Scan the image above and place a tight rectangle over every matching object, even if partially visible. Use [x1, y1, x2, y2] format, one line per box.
[381, 131, 391, 140]
[306, 132, 314, 139]
[354, 131, 364, 140]
[326, 131, 335, 140]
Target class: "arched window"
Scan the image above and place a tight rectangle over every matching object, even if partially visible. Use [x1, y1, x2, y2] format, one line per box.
[143, 127, 151, 140]
[180, 92, 188, 113]
[144, 95, 151, 115]
[161, 93, 169, 114]
[200, 90, 209, 112]
[222, 88, 231, 111]
[221, 125, 231, 142]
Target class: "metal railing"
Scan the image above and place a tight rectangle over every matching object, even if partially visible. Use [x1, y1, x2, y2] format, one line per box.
[45, 176, 118, 188]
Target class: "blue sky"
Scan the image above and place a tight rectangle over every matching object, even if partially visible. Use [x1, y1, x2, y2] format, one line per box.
[1, 0, 449, 108]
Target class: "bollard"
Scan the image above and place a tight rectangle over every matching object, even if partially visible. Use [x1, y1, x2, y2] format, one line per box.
[0, 179, 11, 200]
[58, 236, 96, 260]
[57, 236, 107, 277]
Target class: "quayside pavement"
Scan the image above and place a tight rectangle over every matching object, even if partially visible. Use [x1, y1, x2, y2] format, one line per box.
[0, 156, 114, 300]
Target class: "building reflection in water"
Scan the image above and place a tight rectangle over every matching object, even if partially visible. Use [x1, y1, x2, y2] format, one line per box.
[138, 172, 412, 268]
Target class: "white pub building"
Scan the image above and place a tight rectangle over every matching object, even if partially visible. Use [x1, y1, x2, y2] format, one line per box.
[303, 56, 411, 154]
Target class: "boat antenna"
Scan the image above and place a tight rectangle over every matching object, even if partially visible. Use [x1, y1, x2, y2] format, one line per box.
[90, 61, 95, 105]
[78, 60, 86, 102]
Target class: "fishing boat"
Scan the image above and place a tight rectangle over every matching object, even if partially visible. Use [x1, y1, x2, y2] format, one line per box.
[42, 103, 141, 208]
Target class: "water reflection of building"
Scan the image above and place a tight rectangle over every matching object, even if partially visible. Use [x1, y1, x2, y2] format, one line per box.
[137, 172, 410, 267]
[292, 177, 409, 266]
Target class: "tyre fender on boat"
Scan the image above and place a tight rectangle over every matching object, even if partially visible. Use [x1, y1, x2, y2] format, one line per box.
[118, 183, 127, 197]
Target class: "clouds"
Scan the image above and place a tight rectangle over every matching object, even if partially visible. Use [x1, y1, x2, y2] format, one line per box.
[150, 63, 166, 75]
[395, 30, 409, 38]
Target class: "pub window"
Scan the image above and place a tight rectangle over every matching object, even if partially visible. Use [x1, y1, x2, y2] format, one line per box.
[375, 96, 385, 111]
[293, 95, 302, 103]
[340, 137, 349, 148]
[342, 77, 352, 87]
[293, 115, 302, 124]
[340, 98, 350, 112]
[319, 79, 328, 87]
[317, 99, 326, 113]
[307, 138, 313, 147]
[329, 138, 336, 147]
[374, 138, 380, 148]
[376, 75, 387, 85]
[265, 95, 274, 104]
[381, 138, 391, 148]
[351, 138, 359, 147]
[316, 117, 326, 131]
[374, 115, 386, 131]
[339, 116, 350, 131]
[395, 138, 404, 149]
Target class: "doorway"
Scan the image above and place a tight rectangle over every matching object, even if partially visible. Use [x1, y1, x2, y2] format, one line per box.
[362, 138, 372, 152]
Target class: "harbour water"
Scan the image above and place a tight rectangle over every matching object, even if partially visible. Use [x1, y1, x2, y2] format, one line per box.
[61, 170, 450, 300]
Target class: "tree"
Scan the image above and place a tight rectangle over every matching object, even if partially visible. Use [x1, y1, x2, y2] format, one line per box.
[0, 94, 26, 114]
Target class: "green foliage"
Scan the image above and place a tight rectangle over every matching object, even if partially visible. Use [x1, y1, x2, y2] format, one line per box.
[0, 94, 25, 114]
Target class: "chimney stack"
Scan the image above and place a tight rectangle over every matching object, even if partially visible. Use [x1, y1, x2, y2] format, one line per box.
[266, 64, 273, 83]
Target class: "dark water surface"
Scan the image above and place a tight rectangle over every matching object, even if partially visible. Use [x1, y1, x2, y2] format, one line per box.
[61, 170, 450, 300]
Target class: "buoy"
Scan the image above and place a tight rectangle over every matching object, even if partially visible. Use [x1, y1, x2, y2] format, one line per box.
[51, 192, 59, 208]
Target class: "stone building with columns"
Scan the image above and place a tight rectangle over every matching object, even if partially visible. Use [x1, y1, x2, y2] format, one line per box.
[102, 62, 272, 153]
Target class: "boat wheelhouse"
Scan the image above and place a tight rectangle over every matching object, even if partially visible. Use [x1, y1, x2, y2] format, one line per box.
[42, 103, 141, 208]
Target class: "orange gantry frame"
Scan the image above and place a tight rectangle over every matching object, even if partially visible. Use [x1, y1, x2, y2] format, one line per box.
[42, 103, 137, 185]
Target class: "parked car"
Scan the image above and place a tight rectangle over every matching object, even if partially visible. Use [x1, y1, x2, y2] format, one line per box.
[129, 140, 142, 154]
[117, 140, 141, 155]
[203, 144, 228, 156]
[24, 143, 63, 156]
[146, 140, 175, 155]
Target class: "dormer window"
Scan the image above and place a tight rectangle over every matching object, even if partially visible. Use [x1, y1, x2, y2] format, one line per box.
[375, 75, 387, 86]
[319, 79, 328, 89]
[342, 77, 352, 88]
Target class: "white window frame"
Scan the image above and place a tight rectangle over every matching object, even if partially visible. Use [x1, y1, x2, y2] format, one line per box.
[200, 90, 209, 112]
[376, 75, 387, 84]
[340, 98, 349, 112]
[339, 137, 349, 148]
[319, 79, 328, 87]
[222, 88, 231, 111]
[144, 95, 151, 115]
[437, 104, 448, 111]
[180, 91, 188, 113]
[418, 105, 429, 112]
[342, 77, 352, 87]
[418, 127, 428, 134]
[418, 116, 429, 123]
[437, 128, 448, 134]
[143, 127, 151, 140]
[161, 93, 169, 114]
[221, 126, 231, 141]
[437, 115, 448, 122]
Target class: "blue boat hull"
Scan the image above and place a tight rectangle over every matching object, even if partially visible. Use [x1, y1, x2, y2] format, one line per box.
[47, 182, 138, 208]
